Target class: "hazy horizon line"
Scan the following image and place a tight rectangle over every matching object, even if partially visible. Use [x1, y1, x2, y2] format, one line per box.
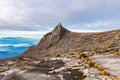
[0, 29, 119, 39]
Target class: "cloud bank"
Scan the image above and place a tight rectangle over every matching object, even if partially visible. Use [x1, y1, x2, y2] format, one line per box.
[0, 0, 120, 32]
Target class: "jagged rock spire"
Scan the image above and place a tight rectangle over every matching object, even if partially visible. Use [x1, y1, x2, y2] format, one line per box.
[38, 23, 69, 50]
[52, 23, 68, 37]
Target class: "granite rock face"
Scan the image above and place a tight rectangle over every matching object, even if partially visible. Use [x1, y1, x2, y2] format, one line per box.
[38, 23, 69, 50]
[23, 23, 120, 58]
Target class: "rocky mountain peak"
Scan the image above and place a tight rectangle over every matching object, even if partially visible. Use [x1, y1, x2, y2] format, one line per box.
[53, 23, 63, 31]
[38, 23, 69, 50]
[52, 23, 69, 37]
[54, 23, 62, 29]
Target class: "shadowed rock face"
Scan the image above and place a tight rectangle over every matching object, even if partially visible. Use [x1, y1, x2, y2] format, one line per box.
[38, 23, 69, 50]
[63, 69, 84, 80]
[2, 73, 26, 80]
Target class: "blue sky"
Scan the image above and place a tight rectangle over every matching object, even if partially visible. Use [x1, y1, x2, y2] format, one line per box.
[0, 0, 120, 39]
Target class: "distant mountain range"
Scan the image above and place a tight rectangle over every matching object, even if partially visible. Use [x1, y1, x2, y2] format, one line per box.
[0, 37, 38, 59]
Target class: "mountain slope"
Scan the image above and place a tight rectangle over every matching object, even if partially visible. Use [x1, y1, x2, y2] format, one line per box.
[38, 23, 69, 50]
[22, 23, 120, 58]
[1, 23, 120, 80]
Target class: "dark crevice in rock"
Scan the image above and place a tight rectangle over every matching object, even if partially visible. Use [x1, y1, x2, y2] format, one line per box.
[63, 69, 84, 80]
[27, 60, 65, 74]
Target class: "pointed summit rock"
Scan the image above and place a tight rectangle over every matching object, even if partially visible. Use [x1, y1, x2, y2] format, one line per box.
[38, 23, 69, 50]
[52, 23, 68, 37]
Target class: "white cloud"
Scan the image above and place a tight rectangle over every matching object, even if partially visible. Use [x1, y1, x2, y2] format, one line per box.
[0, 43, 30, 48]
[69, 29, 103, 32]
[0, 0, 119, 31]
[0, 48, 9, 51]
[12, 43, 30, 47]
[0, 30, 47, 39]
[0, 44, 11, 47]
